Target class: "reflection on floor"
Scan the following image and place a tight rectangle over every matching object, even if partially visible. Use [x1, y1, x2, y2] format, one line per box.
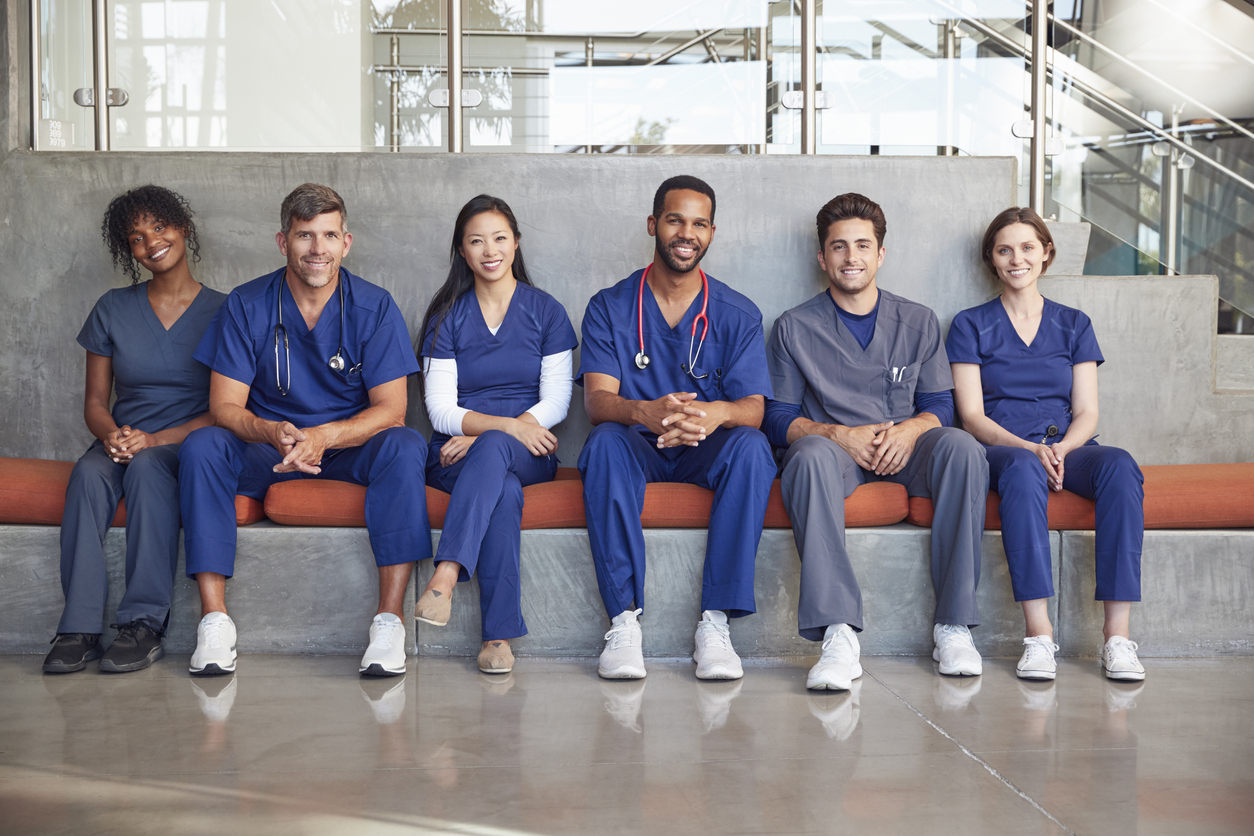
[2, 655, 1252, 835]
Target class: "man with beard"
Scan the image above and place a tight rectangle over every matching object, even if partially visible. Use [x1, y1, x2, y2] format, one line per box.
[577, 175, 776, 681]
[765, 193, 987, 692]
[178, 183, 429, 678]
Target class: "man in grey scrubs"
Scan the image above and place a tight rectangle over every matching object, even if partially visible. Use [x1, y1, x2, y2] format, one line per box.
[763, 193, 987, 691]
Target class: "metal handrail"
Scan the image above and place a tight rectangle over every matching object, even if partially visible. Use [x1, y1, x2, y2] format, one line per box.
[1037, 2, 1254, 146]
[953, 11, 1254, 197]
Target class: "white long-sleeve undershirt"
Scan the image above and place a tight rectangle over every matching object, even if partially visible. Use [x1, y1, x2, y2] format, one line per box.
[422, 349, 574, 437]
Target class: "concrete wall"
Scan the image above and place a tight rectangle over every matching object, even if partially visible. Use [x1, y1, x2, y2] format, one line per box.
[0, 148, 1251, 466]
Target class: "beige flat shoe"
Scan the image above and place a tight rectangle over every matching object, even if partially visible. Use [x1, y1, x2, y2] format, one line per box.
[478, 640, 514, 674]
[415, 589, 451, 626]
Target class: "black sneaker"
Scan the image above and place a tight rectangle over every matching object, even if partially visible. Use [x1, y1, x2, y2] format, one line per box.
[99, 621, 165, 673]
[43, 633, 103, 674]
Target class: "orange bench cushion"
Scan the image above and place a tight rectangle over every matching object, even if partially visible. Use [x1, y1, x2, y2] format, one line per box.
[0, 457, 265, 526]
[263, 471, 910, 529]
[905, 463, 1254, 530]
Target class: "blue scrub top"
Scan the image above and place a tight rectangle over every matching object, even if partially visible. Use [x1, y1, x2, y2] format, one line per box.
[945, 297, 1104, 441]
[422, 282, 578, 444]
[78, 282, 227, 433]
[194, 267, 420, 427]
[578, 269, 772, 413]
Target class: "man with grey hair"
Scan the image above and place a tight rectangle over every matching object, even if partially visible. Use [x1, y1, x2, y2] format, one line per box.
[178, 183, 430, 677]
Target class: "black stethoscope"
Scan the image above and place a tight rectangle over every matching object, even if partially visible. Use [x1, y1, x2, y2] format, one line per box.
[633, 264, 711, 380]
[274, 273, 356, 396]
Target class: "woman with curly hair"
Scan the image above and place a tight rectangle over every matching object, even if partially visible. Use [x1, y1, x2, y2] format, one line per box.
[44, 185, 227, 675]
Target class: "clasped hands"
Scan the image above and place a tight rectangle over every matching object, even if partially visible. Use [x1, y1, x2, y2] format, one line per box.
[644, 392, 725, 449]
[438, 418, 558, 468]
[270, 421, 328, 474]
[105, 426, 156, 463]
[832, 420, 924, 476]
[1031, 441, 1068, 491]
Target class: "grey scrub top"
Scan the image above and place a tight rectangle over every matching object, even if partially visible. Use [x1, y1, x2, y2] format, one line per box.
[768, 288, 953, 427]
[77, 282, 228, 433]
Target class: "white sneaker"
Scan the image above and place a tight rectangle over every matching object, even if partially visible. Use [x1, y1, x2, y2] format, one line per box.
[1017, 635, 1059, 681]
[599, 609, 646, 680]
[807, 623, 862, 691]
[190, 612, 237, 676]
[360, 612, 406, 677]
[693, 610, 743, 680]
[1101, 636, 1146, 681]
[932, 623, 982, 676]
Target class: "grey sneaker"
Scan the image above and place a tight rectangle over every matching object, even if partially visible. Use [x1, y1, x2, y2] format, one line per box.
[599, 609, 645, 679]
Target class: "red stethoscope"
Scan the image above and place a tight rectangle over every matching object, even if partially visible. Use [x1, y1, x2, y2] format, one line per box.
[634, 264, 710, 380]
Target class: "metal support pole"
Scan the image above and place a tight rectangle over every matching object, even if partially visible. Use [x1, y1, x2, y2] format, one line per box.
[389, 35, 400, 152]
[29, 0, 41, 150]
[939, 20, 956, 156]
[446, 0, 462, 153]
[585, 37, 593, 154]
[1162, 107, 1181, 276]
[800, 0, 815, 154]
[758, 23, 767, 154]
[1029, 0, 1048, 214]
[91, 0, 110, 150]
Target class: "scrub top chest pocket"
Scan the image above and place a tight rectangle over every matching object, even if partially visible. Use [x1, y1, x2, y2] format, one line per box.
[884, 362, 920, 417]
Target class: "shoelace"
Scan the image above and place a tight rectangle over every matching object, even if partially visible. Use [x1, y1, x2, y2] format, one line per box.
[372, 619, 402, 650]
[109, 621, 151, 646]
[201, 619, 227, 649]
[936, 624, 970, 647]
[604, 619, 640, 650]
[697, 620, 732, 651]
[820, 629, 855, 662]
[1106, 637, 1140, 665]
[1021, 637, 1057, 665]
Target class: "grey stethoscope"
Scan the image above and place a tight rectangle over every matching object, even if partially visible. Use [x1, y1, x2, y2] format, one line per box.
[274, 273, 357, 396]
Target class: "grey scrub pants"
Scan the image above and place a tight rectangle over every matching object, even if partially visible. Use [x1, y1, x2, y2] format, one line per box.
[57, 440, 182, 634]
[780, 427, 988, 642]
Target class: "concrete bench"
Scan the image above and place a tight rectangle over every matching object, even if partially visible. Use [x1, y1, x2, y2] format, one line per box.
[1, 457, 1252, 659]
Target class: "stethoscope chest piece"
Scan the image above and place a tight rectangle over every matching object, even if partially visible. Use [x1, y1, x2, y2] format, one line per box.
[328, 352, 346, 372]
[634, 351, 650, 370]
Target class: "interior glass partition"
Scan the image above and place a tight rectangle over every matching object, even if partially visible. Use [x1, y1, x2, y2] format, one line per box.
[34, 0, 95, 150]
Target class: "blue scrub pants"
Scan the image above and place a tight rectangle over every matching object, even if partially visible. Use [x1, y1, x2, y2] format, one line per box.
[426, 430, 556, 641]
[577, 423, 775, 619]
[987, 442, 1143, 602]
[179, 426, 431, 577]
[58, 440, 181, 634]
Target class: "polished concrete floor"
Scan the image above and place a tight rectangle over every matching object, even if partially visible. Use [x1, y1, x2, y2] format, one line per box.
[1, 655, 1252, 836]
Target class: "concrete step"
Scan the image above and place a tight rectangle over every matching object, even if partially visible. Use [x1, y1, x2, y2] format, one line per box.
[3, 524, 1249, 658]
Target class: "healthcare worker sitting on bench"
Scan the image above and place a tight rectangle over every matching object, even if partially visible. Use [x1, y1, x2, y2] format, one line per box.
[947, 206, 1145, 683]
[577, 175, 776, 682]
[178, 183, 430, 679]
[415, 194, 577, 676]
[765, 192, 989, 692]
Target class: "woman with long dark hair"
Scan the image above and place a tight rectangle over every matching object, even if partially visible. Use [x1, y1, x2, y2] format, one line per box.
[44, 185, 226, 674]
[947, 207, 1145, 683]
[416, 194, 577, 673]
